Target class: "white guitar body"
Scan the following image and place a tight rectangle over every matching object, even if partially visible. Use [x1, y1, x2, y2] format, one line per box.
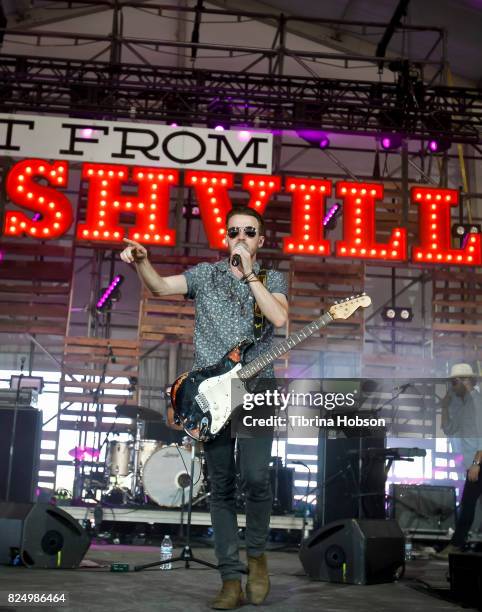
[195, 363, 243, 435]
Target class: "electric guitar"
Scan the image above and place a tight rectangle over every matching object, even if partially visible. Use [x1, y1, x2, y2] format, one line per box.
[170, 293, 371, 442]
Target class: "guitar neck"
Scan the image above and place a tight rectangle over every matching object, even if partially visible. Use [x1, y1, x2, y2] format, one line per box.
[238, 312, 334, 380]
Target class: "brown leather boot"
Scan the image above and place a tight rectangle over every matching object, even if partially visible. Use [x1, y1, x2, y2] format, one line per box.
[211, 579, 245, 610]
[246, 554, 270, 605]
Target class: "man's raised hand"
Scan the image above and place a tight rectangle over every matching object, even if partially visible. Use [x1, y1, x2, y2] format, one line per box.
[120, 238, 148, 264]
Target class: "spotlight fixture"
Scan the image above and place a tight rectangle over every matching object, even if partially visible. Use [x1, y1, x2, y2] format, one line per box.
[382, 306, 413, 322]
[97, 275, 124, 311]
[163, 92, 187, 127]
[425, 111, 452, 154]
[379, 133, 403, 151]
[182, 204, 200, 219]
[323, 203, 341, 230]
[296, 130, 330, 149]
[451, 223, 480, 238]
[427, 137, 451, 154]
[207, 98, 232, 130]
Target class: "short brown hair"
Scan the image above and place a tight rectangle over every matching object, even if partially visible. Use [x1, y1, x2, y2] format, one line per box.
[225, 206, 265, 235]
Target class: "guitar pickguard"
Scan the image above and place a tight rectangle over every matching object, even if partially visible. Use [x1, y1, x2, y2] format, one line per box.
[197, 363, 243, 435]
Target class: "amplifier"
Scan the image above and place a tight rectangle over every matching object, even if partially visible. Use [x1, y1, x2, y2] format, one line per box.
[389, 484, 456, 532]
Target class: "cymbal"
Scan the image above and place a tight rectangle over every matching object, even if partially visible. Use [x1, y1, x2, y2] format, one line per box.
[68, 446, 100, 460]
[115, 404, 162, 421]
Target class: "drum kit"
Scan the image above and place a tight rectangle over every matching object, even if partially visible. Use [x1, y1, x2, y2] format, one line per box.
[72, 403, 207, 508]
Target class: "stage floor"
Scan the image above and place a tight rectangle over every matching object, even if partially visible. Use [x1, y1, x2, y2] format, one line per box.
[0, 544, 473, 612]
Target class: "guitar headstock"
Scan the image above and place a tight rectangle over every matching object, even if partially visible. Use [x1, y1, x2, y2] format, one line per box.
[329, 293, 372, 320]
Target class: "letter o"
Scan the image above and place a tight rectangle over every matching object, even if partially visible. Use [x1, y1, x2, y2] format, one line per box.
[162, 130, 207, 164]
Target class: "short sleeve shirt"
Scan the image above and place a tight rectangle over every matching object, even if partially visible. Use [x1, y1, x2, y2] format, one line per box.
[183, 259, 288, 377]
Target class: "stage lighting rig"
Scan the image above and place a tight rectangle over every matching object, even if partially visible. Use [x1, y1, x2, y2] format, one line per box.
[382, 307, 413, 322]
[425, 111, 453, 153]
[323, 203, 341, 230]
[296, 130, 330, 149]
[452, 223, 480, 238]
[207, 98, 232, 130]
[97, 275, 124, 311]
[379, 133, 403, 151]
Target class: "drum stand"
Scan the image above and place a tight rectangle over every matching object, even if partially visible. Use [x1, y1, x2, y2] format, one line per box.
[134, 441, 218, 573]
[131, 415, 143, 499]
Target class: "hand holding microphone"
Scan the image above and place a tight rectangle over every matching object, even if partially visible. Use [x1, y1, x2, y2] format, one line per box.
[230, 243, 250, 270]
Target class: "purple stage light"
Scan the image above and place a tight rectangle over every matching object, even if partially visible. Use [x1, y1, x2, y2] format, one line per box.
[379, 133, 402, 150]
[428, 139, 439, 152]
[214, 125, 225, 131]
[297, 130, 330, 150]
[323, 203, 340, 227]
[33, 213, 41, 222]
[319, 135, 330, 149]
[238, 130, 251, 142]
[381, 136, 392, 149]
[81, 128, 94, 138]
[96, 274, 124, 310]
[296, 130, 330, 149]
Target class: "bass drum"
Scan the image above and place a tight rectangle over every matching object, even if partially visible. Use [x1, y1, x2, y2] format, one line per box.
[138, 439, 163, 469]
[142, 445, 201, 507]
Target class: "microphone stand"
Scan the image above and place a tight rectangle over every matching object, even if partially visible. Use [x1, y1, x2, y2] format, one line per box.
[5, 365, 24, 502]
[134, 441, 218, 573]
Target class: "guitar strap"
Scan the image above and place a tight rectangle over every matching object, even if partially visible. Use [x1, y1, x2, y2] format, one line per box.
[253, 269, 267, 340]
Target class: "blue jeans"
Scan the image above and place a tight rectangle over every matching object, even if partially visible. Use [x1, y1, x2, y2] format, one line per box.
[204, 427, 273, 580]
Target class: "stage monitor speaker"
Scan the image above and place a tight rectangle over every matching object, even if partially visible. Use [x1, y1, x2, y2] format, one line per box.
[449, 552, 482, 610]
[299, 519, 405, 585]
[389, 484, 456, 533]
[0, 502, 90, 568]
[317, 435, 386, 526]
[0, 406, 42, 502]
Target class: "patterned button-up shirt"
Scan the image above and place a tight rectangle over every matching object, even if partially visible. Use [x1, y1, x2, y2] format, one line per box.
[184, 259, 288, 377]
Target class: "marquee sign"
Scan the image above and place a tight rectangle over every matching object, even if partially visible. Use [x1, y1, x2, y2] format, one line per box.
[0, 114, 273, 174]
[2, 159, 480, 266]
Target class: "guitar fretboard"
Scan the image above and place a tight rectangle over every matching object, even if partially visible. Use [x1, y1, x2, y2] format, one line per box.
[238, 312, 333, 381]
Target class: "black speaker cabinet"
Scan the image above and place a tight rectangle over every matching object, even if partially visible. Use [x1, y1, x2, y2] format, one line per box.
[299, 519, 405, 585]
[389, 484, 456, 532]
[0, 502, 90, 568]
[317, 435, 386, 526]
[449, 552, 482, 610]
[0, 406, 42, 502]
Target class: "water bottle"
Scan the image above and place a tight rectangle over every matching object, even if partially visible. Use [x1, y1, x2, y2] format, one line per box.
[160, 535, 173, 570]
[404, 536, 413, 561]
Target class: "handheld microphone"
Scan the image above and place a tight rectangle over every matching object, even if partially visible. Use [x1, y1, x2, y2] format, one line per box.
[231, 254, 241, 267]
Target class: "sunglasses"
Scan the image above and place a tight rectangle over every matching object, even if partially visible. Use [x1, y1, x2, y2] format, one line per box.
[227, 226, 258, 239]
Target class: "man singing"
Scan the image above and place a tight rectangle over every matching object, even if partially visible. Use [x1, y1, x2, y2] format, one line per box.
[120, 206, 288, 609]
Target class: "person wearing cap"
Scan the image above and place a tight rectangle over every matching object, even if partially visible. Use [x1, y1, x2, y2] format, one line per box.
[436, 363, 482, 557]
